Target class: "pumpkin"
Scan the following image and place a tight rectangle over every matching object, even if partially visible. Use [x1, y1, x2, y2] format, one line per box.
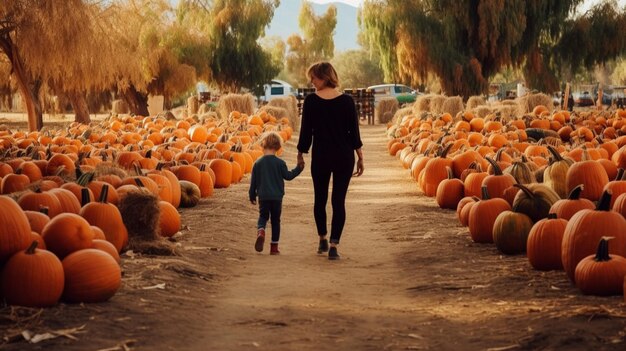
[602, 168, 626, 208]
[0, 196, 32, 263]
[208, 159, 233, 188]
[1, 173, 30, 194]
[511, 183, 560, 223]
[158, 201, 181, 237]
[549, 184, 595, 220]
[49, 188, 82, 214]
[562, 190, 626, 282]
[42, 213, 95, 259]
[79, 184, 128, 252]
[62, 248, 121, 303]
[527, 214, 567, 271]
[503, 160, 536, 185]
[575, 237, 626, 296]
[436, 167, 464, 209]
[1, 241, 64, 307]
[92, 239, 121, 263]
[565, 159, 609, 202]
[24, 209, 51, 234]
[468, 187, 511, 243]
[179, 180, 201, 208]
[420, 145, 453, 197]
[543, 145, 574, 198]
[492, 211, 533, 255]
[482, 157, 515, 199]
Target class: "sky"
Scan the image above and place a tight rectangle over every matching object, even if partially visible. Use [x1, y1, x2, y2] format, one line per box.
[307, 0, 626, 10]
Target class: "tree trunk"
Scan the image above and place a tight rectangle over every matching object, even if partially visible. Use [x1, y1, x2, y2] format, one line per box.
[122, 85, 149, 116]
[0, 38, 43, 131]
[67, 91, 91, 124]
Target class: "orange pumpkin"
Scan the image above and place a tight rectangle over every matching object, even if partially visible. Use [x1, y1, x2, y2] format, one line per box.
[62, 248, 121, 303]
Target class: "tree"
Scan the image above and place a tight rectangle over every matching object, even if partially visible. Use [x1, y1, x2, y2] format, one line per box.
[285, 1, 337, 87]
[0, 1, 120, 130]
[331, 50, 383, 88]
[361, 0, 626, 98]
[194, 0, 280, 93]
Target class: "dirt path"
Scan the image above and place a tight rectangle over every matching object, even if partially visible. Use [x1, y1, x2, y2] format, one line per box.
[3, 124, 626, 351]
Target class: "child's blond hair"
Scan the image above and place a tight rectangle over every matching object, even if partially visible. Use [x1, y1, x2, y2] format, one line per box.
[261, 132, 283, 150]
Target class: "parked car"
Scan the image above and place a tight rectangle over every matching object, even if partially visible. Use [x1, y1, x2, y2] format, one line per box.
[575, 91, 595, 107]
[367, 84, 417, 105]
[259, 79, 296, 103]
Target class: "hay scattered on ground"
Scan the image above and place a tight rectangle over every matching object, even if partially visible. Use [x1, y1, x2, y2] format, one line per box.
[187, 96, 199, 116]
[112, 100, 129, 114]
[430, 95, 447, 114]
[467, 96, 486, 110]
[218, 93, 255, 119]
[442, 96, 464, 117]
[376, 97, 400, 124]
[268, 96, 299, 130]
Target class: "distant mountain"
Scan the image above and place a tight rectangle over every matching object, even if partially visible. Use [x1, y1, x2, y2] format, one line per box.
[264, 1, 360, 52]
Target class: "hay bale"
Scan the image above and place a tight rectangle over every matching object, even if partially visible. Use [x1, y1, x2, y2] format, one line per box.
[112, 99, 129, 114]
[429, 95, 447, 114]
[187, 96, 199, 115]
[472, 105, 492, 118]
[376, 97, 400, 124]
[442, 96, 464, 117]
[413, 94, 435, 113]
[258, 105, 288, 120]
[393, 106, 414, 125]
[494, 105, 518, 120]
[118, 189, 160, 240]
[268, 96, 299, 129]
[516, 93, 553, 116]
[466, 95, 486, 110]
[218, 93, 255, 120]
[197, 103, 215, 115]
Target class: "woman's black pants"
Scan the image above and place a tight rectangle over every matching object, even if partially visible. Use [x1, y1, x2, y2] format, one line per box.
[311, 157, 354, 244]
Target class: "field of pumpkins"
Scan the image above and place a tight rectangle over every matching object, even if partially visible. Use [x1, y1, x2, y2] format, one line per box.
[0, 105, 294, 308]
[387, 93, 626, 299]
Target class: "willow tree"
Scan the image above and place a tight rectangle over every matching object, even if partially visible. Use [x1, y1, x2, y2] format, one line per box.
[188, 0, 279, 93]
[332, 49, 384, 88]
[285, 1, 337, 87]
[362, 0, 626, 98]
[0, 57, 12, 111]
[0, 1, 126, 130]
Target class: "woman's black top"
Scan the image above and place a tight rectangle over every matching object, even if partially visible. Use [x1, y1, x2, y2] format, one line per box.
[297, 93, 363, 162]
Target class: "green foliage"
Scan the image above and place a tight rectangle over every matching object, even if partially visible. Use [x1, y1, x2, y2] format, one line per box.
[286, 1, 337, 86]
[362, 0, 626, 98]
[331, 49, 383, 88]
[204, 0, 281, 93]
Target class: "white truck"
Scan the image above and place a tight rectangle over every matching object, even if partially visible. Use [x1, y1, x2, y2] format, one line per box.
[259, 79, 296, 103]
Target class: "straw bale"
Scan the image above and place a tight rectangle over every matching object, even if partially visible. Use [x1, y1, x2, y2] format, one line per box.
[376, 97, 400, 124]
[118, 189, 160, 240]
[187, 96, 199, 115]
[472, 106, 492, 118]
[259, 105, 289, 120]
[218, 93, 255, 119]
[516, 93, 553, 116]
[268, 95, 299, 129]
[393, 106, 415, 125]
[442, 96, 464, 117]
[112, 99, 129, 114]
[413, 94, 435, 113]
[429, 95, 447, 114]
[466, 95, 486, 110]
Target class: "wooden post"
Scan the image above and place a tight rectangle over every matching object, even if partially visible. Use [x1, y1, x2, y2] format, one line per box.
[563, 83, 571, 111]
[597, 88, 603, 110]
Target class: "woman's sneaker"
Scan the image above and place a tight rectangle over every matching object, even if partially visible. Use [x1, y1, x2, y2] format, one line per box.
[317, 239, 329, 254]
[328, 247, 340, 260]
[255, 228, 265, 252]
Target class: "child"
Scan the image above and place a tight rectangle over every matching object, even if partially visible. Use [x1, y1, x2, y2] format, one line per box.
[249, 132, 304, 255]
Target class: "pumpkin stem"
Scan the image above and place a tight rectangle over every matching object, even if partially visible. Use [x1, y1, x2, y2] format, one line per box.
[594, 237, 614, 262]
[39, 206, 49, 215]
[567, 184, 584, 200]
[485, 157, 503, 175]
[481, 186, 491, 200]
[439, 143, 453, 158]
[547, 213, 557, 219]
[134, 178, 145, 187]
[616, 168, 625, 182]
[596, 190, 612, 211]
[546, 145, 563, 163]
[513, 183, 535, 200]
[145, 149, 152, 159]
[25, 240, 38, 255]
[99, 184, 109, 203]
[81, 188, 91, 206]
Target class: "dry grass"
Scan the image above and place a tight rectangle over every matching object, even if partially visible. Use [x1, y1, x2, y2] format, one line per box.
[118, 189, 160, 240]
[430, 95, 447, 114]
[517, 93, 553, 115]
[258, 105, 288, 120]
[218, 93, 255, 119]
[472, 105, 492, 118]
[393, 106, 415, 125]
[187, 96, 199, 115]
[376, 97, 400, 124]
[413, 94, 435, 113]
[467, 96, 486, 110]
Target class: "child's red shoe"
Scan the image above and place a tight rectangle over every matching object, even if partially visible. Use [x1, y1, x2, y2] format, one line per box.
[270, 243, 280, 255]
[255, 228, 265, 252]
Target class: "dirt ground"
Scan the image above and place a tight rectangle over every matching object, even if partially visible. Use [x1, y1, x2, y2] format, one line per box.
[2, 121, 626, 351]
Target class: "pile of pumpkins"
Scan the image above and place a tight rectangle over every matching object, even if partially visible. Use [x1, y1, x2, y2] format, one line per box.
[387, 106, 626, 299]
[0, 110, 293, 307]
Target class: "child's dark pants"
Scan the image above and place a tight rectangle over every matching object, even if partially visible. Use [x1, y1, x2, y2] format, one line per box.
[257, 200, 282, 243]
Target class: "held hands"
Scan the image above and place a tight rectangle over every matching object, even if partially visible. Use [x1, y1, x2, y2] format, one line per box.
[353, 158, 364, 177]
[250, 199, 257, 205]
[297, 152, 305, 170]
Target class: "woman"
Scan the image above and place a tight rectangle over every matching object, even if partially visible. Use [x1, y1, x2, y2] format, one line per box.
[297, 61, 364, 260]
